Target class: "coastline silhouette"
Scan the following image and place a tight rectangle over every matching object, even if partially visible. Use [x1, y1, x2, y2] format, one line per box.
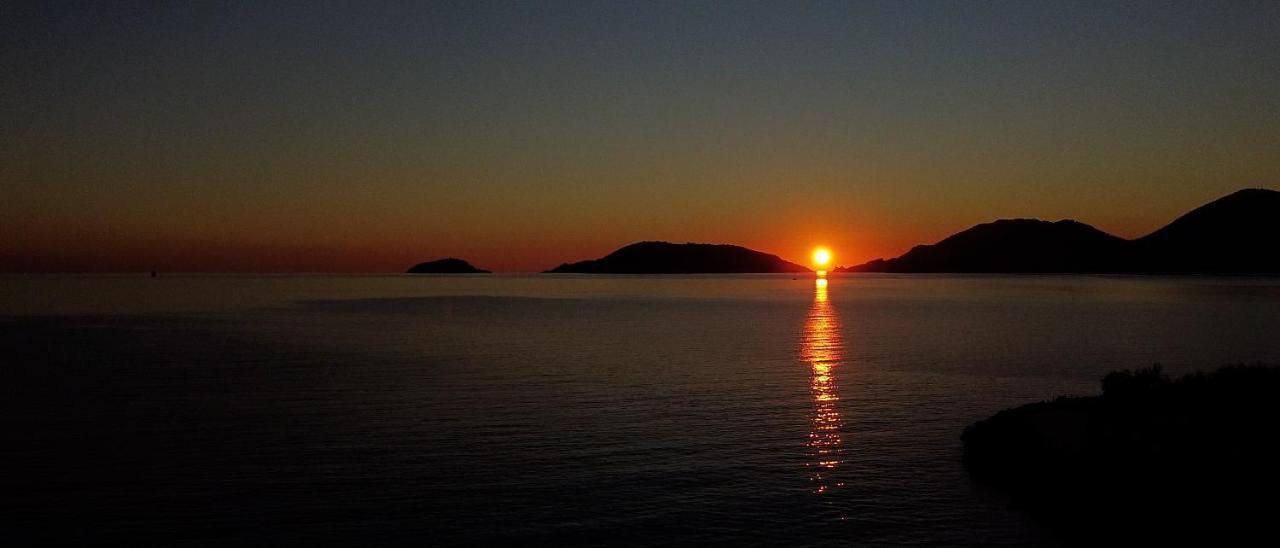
[409, 188, 1276, 277]
[841, 188, 1280, 274]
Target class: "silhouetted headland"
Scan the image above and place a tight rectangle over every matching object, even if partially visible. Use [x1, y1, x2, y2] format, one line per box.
[841, 188, 1280, 274]
[546, 241, 811, 273]
[406, 258, 490, 273]
[963, 364, 1280, 542]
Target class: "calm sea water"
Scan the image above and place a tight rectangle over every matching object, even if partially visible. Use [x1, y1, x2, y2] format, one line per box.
[4, 274, 1280, 545]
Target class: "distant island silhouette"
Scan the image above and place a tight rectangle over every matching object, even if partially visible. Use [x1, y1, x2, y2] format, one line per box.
[546, 241, 811, 274]
[963, 364, 1280, 542]
[840, 188, 1280, 274]
[406, 258, 490, 274]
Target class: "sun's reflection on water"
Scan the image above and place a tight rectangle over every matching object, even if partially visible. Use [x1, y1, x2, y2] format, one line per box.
[802, 276, 844, 494]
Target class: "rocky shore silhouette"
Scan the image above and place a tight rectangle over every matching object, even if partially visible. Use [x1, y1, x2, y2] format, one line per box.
[963, 364, 1280, 542]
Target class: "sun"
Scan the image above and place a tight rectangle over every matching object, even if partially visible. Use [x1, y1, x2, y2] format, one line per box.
[812, 247, 832, 268]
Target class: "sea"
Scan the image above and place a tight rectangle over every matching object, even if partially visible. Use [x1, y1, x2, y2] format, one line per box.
[4, 274, 1280, 546]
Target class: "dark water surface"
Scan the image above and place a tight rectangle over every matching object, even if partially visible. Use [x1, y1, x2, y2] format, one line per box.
[4, 274, 1280, 545]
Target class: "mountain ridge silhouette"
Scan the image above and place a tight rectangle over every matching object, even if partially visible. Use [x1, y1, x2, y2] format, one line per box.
[841, 188, 1280, 274]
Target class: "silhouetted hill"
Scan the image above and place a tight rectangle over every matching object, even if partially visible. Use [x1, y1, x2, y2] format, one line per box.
[841, 188, 1279, 274]
[962, 364, 1280, 543]
[844, 219, 1126, 273]
[406, 258, 490, 273]
[1132, 188, 1280, 273]
[546, 242, 810, 273]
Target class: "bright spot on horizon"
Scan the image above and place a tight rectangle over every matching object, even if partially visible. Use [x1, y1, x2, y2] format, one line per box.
[813, 248, 832, 268]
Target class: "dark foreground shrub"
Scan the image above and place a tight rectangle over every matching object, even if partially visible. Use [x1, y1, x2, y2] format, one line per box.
[963, 364, 1280, 543]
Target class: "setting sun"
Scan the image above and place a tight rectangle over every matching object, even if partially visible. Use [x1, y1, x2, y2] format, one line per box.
[813, 248, 832, 268]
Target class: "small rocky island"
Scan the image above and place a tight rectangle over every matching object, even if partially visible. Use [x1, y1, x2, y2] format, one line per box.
[406, 258, 490, 273]
[963, 364, 1280, 542]
[546, 241, 810, 274]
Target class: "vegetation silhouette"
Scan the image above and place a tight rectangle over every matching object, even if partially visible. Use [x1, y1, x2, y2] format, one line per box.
[405, 258, 490, 273]
[962, 364, 1280, 542]
[546, 241, 811, 273]
[842, 188, 1280, 274]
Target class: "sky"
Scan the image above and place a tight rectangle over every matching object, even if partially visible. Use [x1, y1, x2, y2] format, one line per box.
[3, 1, 1279, 272]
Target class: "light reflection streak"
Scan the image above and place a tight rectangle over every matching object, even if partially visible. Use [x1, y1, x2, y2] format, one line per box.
[802, 276, 845, 494]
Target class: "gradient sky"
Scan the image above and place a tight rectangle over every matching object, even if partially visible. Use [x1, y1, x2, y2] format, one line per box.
[3, 1, 1279, 272]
